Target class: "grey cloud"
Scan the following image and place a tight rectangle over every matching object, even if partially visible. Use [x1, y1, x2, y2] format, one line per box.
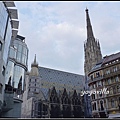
[15, 1, 120, 75]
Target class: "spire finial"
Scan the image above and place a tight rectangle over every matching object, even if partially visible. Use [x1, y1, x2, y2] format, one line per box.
[85, 8, 94, 39]
[34, 54, 36, 64]
[85, 7, 88, 12]
[31, 54, 38, 68]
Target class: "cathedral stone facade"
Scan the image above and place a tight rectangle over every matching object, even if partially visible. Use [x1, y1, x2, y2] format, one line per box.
[21, 55, 85, 118]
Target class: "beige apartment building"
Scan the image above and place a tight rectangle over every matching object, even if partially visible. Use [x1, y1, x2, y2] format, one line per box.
[88, 52, 120, 118]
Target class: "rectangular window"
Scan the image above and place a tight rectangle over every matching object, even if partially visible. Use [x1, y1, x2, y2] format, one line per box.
[92, 94, 95, 100]
[113, 67, 117, 72]
[116, 76, 119, 82]
[106, 70, 110, 74]
[91, 75, 93, 80]
[111, 99, 115, 108]
[108, 79, 111, 84]
[98, 81, 102, 86]
[96, 72, 100, 77]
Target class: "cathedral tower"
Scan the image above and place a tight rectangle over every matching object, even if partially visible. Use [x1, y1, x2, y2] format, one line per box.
[84, 8, 102, 75]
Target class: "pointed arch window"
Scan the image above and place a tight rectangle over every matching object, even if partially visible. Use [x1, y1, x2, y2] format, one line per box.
[53, 97, 56, 103]
[50, 97, 53, 102]
[64, 97, 67, 104]
[75, 98, 78, 105]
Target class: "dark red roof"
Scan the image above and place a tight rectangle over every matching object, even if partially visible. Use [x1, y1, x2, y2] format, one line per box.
[102, 52, 120, 64]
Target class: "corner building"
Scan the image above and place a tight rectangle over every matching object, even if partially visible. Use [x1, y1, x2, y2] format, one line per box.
[1, 35, 28, 118]
[5, 35, 29, 92]
[0, 1, 19, 113]
[88, 52, 120, 118]
[0, 1, 29, 118]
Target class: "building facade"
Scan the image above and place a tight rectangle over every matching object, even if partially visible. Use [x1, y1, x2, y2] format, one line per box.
[88, 52, 120, 118]
[1, 35, 29, 118]
[84, 8, 102, 117]
[0, 1, 19, 115]
[0, 1, 29, 118]
[21, 55, 85, 118]
[5, 35, 28, 92]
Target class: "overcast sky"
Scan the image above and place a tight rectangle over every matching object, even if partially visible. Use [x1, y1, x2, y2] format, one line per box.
[15, 1, 120, 75]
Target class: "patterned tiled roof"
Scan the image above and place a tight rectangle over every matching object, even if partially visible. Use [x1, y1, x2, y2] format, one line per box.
[38, 66, 85, 98]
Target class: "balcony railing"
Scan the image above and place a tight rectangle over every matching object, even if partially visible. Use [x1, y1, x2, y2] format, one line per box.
[88, 76, 103, 84]
[88, 69, 120, 84]
[103, 69, 120, 79]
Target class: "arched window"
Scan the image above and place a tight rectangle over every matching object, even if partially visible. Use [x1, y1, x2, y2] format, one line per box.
[68, 99, 71, 104]
[92, 94, 95, 99]
[64, 98, 67, 104]
[94, 102, 96, 110]
[99, 92, 102, 98]
[109, 87, 113, 95]
[92, 102, 97, 110]
[78, 100, 81, 105]
[72, 99, 75, 105]
[100, 101, 104, 110]
[50, 97, 52, 102]
[117, 85, 120, 93]
[57, 98, 59, 103]
[113, 86, 116, 94]
[108, 79, 111, 84]
[53, 97, 56, 103]
[75, 98, 78, 105]
[116, 76, 119, 82]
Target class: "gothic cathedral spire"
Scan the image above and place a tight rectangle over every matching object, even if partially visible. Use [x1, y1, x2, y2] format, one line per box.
[86, 8, 94, 39]
[84, 8, 102, 76]
[30, 54, 39, 76]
